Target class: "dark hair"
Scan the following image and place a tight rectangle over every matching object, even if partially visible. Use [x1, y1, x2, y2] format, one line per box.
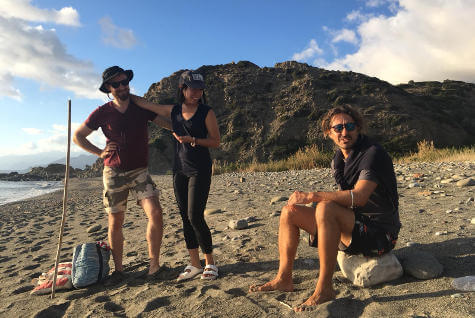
[176, 84, 207, 105]
[321, 104, 365, 137]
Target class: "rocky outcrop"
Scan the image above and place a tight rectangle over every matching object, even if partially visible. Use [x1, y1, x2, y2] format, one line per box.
[141, 61, 474, 173]
[0, 164, 81, 181]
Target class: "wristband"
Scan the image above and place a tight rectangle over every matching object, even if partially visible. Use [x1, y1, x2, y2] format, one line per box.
[350, 190, 354, 209]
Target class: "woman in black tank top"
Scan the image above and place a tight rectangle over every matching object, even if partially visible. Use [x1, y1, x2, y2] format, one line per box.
[131, 70, 220, 281]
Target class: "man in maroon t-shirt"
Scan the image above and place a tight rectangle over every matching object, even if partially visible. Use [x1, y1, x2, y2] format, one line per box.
[73, 66, 171, 281]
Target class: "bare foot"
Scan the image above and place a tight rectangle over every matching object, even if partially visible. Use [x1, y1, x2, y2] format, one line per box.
[294, 289, 336, 312]
[148, 262, 160, 275]
[249, 278, 294, 293]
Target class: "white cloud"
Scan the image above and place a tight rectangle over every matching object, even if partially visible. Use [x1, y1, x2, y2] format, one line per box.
[292, 39, 324, 62]
[0, 0, 80, 26]
[99, 16, 137, 49]
[0, 1, 102, 100]
[324, 0, 475, 84]
[0, 123, 106, 156]
[331, 29, 358, 45]
[346, 10, 369, 22]
[22, 128, 42, 135]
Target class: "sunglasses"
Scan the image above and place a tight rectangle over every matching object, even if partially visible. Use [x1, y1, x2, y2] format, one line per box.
[109, 79, 129, 89]
[331, 122, 357, 132]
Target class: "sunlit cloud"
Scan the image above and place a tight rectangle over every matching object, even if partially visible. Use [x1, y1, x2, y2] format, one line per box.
[303, 0, 475, 84]
[22, 128, 42, 135]
[292, 39, 324, 62]
[0, 1, 102, 100]
[0, 123, 106, 156]
[99, 16, 137, 49]
[0, 0, 80, 26]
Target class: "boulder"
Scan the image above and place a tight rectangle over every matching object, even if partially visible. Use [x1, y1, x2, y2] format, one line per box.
[337, 251, 403, 287]
[400, 250, 443, 279]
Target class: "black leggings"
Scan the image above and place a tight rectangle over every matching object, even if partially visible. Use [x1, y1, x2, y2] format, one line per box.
[173, 171, 212, 254]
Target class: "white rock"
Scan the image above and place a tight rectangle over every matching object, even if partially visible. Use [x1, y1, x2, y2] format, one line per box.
[440, 179, 453, 184]
[471, 218, 475, 225]
[337, 251, 403, 287]
[204, 208, 222, 216]
[228, 219, 248, 230]
[435, 231, 448, 236]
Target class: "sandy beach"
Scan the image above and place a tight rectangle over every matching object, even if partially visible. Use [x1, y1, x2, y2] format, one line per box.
[0, 161, 473, 317]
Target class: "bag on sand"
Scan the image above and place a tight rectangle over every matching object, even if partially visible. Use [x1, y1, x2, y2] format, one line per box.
[71, 241, 111, 288]
[30, 262, 73, 295]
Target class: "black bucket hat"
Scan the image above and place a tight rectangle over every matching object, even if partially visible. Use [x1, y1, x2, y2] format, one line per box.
[99, 66, 133, 93]
[179, 70, 205, 89]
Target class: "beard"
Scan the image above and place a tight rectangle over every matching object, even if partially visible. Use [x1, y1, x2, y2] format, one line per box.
[115, 90, 130, 101]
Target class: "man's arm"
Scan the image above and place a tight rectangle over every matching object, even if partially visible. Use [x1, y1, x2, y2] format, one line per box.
[131, 94, 173, 118]
[73, 123, 114, 159]
[152, 115, 172, 131]
[288, 179, 378, 208]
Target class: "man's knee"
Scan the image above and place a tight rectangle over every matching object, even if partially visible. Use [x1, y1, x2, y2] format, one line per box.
[316, 201, 337, 224]
[280, 205, 299, 225]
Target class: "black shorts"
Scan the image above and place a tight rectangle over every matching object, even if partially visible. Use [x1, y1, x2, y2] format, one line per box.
[308, 213, 397, 257]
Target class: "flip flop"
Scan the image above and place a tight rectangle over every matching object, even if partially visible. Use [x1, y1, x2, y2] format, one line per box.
[200, 264, 218, 280]
[176, 265, 202, 282]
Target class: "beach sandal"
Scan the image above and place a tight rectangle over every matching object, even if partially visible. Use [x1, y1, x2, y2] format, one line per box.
[176, 265, 202, 282]
[200, 264, 218, 280]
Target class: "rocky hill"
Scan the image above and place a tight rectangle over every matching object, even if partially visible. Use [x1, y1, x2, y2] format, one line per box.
[140, 61, 474, 173]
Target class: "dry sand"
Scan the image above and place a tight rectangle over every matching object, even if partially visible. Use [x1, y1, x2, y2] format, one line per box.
[0, 161, 473, 317]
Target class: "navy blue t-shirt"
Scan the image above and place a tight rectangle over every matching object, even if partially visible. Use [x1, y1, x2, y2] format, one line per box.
[332, 135, 401, 234]
[171, 103, 212, 176]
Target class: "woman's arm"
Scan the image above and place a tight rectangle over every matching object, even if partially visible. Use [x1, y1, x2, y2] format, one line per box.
[130, 94, 174, 118]
[172, 109, 220, 148]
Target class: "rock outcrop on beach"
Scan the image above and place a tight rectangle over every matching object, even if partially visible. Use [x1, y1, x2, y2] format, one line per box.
[0, 164, 82, 181]
[142, 61, 475, 173]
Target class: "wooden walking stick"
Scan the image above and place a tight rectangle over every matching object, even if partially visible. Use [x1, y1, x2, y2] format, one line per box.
[51, 99, 72, 299]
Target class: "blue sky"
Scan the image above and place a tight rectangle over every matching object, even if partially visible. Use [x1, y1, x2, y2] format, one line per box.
[1, 0, 474, 170]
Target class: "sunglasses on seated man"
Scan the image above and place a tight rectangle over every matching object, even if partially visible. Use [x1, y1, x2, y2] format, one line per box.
[109, 79, 129, 89]
[331, 122, 357, 133]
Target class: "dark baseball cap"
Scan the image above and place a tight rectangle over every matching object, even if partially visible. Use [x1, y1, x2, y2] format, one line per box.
[179, 70, 205, 89]
[99, 66, 133, 93]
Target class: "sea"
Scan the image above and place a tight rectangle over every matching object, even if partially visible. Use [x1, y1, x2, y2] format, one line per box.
[0, 180, 63, 206]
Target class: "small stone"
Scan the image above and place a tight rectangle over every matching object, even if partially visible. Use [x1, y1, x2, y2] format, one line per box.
[445, 210, 453, 214]
[406, 242, 419, 247]
[435, 231, 448, 236]
[204, 208, 222, 216]
[270, 196, 287, 204]
[233, 189, 242, 194]
[456, 178, 475, 187]
[471, 218, 475, 225]
[87, 224, 101, 233]
[245, 216, 256, 223]
[418, 209, 425, 213]
[440, 179, 453, 184]
[222, 235, 230, 241]
[228, 219, 248, 230]
[451, 293, 464, 298]
[408, 182, 420, 188]
[239, 177, 246, 182]
[466, 197, 474, 204]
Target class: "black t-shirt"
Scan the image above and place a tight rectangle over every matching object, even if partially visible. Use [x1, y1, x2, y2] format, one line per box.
[332, 135, 401, 234]
[171, 103, 212, 176]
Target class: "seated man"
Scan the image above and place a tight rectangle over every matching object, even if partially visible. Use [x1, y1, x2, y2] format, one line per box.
[249, 104, 401, 312]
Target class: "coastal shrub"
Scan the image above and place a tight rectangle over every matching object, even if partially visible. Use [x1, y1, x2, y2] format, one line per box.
[397, 140, 475, 163]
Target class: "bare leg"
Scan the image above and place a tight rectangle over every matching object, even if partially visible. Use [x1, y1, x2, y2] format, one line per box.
[141, 196, 163, 275]
[249, 205, 317, 292]
[108, 211, 125, 272]
[188, 248, 202, 269]
[295, 200, 354, 312]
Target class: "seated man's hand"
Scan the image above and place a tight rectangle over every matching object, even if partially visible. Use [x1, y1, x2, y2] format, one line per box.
[287, 191, 311, 206]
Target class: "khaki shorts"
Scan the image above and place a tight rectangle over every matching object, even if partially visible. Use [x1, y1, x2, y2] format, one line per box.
[103, 166, 159, 214]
